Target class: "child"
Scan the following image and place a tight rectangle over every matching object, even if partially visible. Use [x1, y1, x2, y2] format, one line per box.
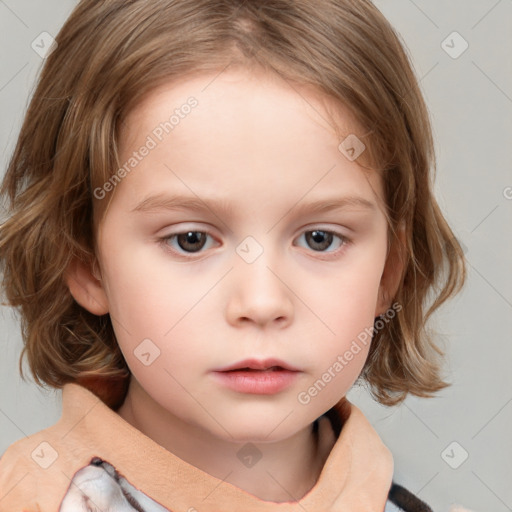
[0, 0, 468, 510]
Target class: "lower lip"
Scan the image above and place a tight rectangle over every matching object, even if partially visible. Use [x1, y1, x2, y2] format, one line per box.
[212, 369, 300, 394]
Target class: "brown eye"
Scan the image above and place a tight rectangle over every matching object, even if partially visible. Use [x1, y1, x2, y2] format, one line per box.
[174, 231, 208, 252]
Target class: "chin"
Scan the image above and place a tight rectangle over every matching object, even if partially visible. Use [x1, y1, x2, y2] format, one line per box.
[213, 417, 311, 445]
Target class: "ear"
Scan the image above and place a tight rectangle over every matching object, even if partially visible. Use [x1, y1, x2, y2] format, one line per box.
[375, 222, 406, 317]
[64, 255, 109, 315]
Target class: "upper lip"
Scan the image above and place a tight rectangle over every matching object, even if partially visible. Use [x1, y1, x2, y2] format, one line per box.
[214, 358, 300, 372]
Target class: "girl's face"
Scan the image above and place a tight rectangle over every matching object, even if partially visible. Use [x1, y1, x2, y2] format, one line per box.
[91, 67, 395, 442]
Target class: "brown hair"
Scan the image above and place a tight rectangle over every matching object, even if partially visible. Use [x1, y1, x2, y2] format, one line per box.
[0, 0, 466, 409]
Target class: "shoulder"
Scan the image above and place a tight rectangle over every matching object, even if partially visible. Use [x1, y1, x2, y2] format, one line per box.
[0, 420, 94, 510]
[0, 435, 41, 506]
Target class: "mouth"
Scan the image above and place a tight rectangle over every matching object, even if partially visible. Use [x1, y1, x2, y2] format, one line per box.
[225, 366, 285, 372]
[214, 358, 300, 373]
[211, 358, 301, 394]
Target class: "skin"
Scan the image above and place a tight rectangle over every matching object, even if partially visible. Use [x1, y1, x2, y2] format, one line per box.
[66, 66, 404, 502]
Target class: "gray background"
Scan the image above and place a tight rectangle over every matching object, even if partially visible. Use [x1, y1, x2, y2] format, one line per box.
[0, 1, 511, 511]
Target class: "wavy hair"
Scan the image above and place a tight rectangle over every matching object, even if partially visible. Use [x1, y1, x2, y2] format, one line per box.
[0, 0, 466, 409]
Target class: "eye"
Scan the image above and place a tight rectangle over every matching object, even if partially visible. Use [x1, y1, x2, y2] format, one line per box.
[295, 229, 349, 254]
[159, 228, 349, 258]
[160, 231, 216, 254]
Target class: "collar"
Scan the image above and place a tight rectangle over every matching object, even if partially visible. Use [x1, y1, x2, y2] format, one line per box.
[58, 382, 394, 511]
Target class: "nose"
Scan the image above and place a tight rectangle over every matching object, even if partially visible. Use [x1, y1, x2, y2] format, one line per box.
[225, 253, 294, 329]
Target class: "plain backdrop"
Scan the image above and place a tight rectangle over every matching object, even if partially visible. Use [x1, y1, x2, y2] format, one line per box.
[1, 1, 511, 511]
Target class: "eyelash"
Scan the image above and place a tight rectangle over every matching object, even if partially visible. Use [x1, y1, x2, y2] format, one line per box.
[158, 228, 351, 260]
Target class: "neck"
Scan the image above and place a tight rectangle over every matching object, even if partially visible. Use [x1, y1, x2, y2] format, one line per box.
[116, 378, 335, 502]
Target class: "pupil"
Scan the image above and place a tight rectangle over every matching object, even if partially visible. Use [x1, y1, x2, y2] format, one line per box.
[307, 230, 332, 251]
[312, 231, 324, 243]
[178, 231, 206, 252]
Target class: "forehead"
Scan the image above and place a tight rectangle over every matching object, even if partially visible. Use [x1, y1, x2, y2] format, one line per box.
[106, 67, 385, 222]
[120, 66, 362, 151]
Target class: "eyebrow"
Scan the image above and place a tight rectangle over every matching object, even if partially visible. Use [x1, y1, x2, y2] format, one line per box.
[130, 193, 377, 216]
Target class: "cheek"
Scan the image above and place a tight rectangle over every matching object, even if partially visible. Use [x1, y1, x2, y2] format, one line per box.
[100, 248, 217, 369]
[294, 257, 382, 392]
[100, 244, 194, 330]
[300, 257, 383, 334]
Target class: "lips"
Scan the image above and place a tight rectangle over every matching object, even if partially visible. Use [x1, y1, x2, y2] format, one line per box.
[214, 358, 300, 373]
[211, 358, 301, 394]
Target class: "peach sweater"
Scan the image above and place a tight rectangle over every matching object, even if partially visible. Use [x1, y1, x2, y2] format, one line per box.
[0, 382, 440, 511]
